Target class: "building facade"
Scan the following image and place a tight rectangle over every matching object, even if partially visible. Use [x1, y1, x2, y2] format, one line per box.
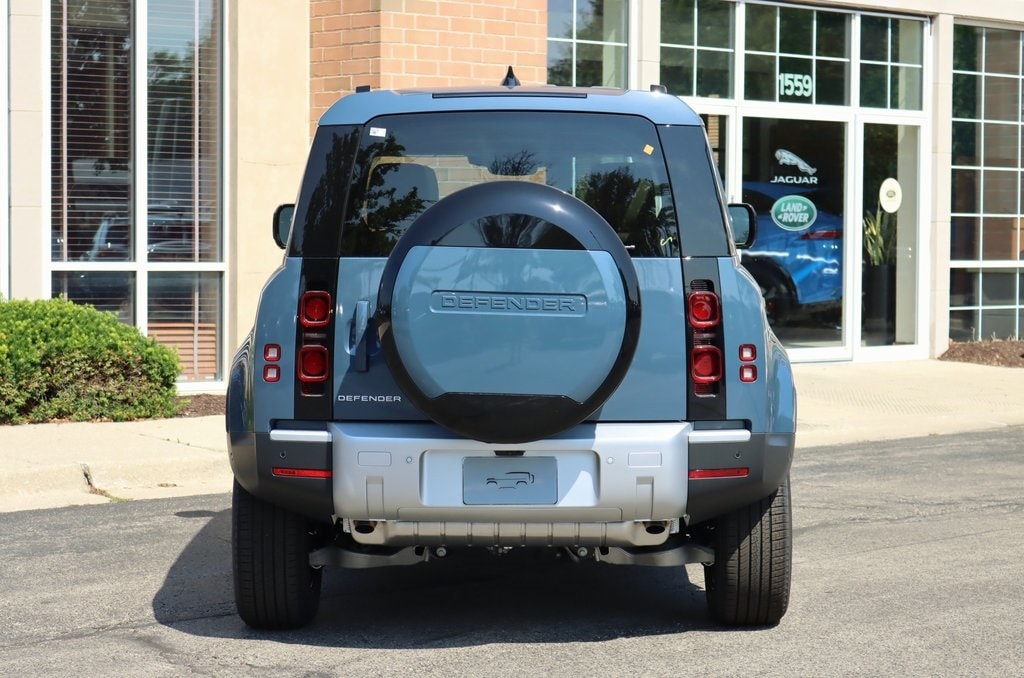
[3, 0, 1024, 389]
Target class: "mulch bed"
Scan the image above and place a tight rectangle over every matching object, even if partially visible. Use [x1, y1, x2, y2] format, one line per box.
[938, 338, 1024, 369]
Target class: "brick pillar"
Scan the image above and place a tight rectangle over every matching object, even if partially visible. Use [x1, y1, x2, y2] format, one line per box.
[310, 0, 547, 130]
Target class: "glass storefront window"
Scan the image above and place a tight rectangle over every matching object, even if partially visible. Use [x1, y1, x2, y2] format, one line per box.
[547, 0, 628, 88]
[861, 124, 920, 347]
[951, 24, 1024, 340]
[148, 0, 221, 264]
[739, 118, 846, 348]
[50, 0, 223, 381]
[660, 0, 734, 97]
[50, 0, 133, 263]
[860, 16, 924, 110]
[52, 271, 135, 324]
[148, 272, 221, 382]
[743, 4, 850, 106]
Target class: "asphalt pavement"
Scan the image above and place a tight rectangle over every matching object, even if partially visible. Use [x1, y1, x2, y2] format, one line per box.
[1, 359, 1022, 513]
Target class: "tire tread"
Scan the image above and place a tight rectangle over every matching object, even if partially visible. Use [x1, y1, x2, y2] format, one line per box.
[232, 480, 322, 629]
[704, 478, 792, 626]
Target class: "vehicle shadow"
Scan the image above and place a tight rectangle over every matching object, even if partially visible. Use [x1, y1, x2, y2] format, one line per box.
[153, 507, 733, 647]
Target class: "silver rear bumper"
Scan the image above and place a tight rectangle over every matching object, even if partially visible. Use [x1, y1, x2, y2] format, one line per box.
[330, 421, 694, 548]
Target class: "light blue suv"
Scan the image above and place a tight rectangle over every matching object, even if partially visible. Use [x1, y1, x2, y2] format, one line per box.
[227, 80, 796, 629]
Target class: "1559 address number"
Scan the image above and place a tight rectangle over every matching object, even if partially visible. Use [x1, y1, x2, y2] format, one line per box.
[778, 72, 814, 98]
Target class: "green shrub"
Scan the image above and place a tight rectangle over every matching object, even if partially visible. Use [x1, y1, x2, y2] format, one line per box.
[0, 298, 182, 424]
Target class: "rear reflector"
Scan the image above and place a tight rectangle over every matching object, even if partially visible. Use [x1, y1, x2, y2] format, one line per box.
[264, 344, 281, 361]
[263, 365, 280, 382]
[297, 345, 329, 382]
[689, 467, 749, 479]
[739, 344, 756, 361]
[300, 291, 332, 328]
[272, 467, 332, 479]
[691, 345, 723, 383]
[687, 291, 720, 328]
[740, 364, 757, 382]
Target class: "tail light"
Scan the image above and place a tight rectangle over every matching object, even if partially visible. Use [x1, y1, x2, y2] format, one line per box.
[691, 345, 722, 383]
[297, 290, 333, 395]
[300, 291, 332, 327]
[298, 345, 329, 382]
[687, 282, 723, 396]
[687, 291, 720, 328]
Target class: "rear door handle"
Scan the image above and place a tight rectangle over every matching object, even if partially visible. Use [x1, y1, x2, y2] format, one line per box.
[351, 299, 370, 372]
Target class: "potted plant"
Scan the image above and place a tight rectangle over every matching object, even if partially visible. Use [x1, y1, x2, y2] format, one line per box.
[862, 206, 895, 267]
[862, 205, 896, 332]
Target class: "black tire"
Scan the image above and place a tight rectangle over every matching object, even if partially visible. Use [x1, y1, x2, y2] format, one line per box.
[703, 478, 792, 626]
[232, 479, 322, 629]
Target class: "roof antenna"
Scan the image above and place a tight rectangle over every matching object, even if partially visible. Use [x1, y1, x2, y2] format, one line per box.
[500, 66, 521, 88]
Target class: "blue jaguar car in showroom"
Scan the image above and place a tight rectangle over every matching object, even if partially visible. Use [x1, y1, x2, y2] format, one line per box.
[739, 181, 843, 325]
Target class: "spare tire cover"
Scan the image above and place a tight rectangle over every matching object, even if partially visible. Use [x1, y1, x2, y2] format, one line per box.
[377, 180, 641, 444]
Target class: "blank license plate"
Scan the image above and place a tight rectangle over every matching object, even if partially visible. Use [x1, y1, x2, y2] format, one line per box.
[463, 456, 557, 505]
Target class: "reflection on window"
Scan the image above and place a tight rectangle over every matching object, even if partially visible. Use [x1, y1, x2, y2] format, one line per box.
[547, 0, 628, 87]
[860, 16, 924, 110]
[50, 0, 224, 379]
[52, 271, 135, 324]
[950, 24, 1024, 340]
[302, 111, 681, 259]
[660, 0, 733, 97]
[50, 0, 133, 263]
[743, 4, 849, 105]
[148, 0, 220, 263]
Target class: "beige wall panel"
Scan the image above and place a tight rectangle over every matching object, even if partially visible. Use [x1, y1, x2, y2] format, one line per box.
[930, 13, 955, 357]
[226, 0, 310, 354]
[7, 4, 47, 300]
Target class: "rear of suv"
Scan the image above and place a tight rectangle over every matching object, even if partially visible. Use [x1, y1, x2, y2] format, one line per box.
[226, 81, 797, 629]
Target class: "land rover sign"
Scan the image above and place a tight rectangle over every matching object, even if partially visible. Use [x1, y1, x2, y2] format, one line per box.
[770, 194, 817, 232]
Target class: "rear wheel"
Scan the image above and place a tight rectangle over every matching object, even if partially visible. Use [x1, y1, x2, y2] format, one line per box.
[703, 478, 792, 626]
[232, 479, 322, 629]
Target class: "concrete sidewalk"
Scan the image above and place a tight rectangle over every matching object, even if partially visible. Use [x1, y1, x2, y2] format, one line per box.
[2, 360, 1022, 513]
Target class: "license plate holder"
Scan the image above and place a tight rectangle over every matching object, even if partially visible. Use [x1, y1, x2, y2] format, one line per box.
[463, 456, 557, 505]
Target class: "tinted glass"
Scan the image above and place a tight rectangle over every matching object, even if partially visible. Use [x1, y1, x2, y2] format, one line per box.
[861, 15, 888, 62]
[816, 59, 848, 105]
[697, 49, 731, 97]
[661, 0, 694, 45]
[816, 12, 847, 59]
[698, 0, 730, 49]
[950, 216, 980, 259]
[661, 46, 694, 93]
[778, 7, 812, 56]
[952, 121, 979, 165]
[954, 25, 981, 71]
[861, 63, 888, 108]
[952, 73, 979, 119]
[745, 4, 776, 53]
[295, 113, 696, 258]
[745, 54, 775, 100]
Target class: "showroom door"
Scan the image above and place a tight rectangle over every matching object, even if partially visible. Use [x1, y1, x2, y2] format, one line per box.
[739, 117, 847, 353]
[859, 122, 921, 350]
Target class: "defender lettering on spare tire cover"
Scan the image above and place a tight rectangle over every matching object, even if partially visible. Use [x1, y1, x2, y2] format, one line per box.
[376, 181, 641, 444]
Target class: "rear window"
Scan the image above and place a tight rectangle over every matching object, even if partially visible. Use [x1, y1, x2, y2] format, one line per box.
[292, 112, 687, 258]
